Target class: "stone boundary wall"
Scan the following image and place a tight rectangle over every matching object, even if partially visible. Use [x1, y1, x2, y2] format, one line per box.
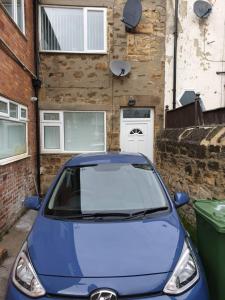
[156, 126, 225, 225]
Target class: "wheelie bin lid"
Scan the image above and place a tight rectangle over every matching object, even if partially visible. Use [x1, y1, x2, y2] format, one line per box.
[193, 200, 225, 233]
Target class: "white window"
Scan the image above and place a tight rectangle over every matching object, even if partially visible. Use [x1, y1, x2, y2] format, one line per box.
[2, 0, 25, 33]
[9, 102, 18, 119]
[40, 6, 107, 53]
[20, 106, 28, 120]
[0, 98, 9, 117]
[0, 97, 28, 164]
[41, 111, 106, 153]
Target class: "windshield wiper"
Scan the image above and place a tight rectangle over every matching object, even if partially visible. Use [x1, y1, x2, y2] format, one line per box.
[126, 206, 169, 219]
[49, 212, 132, 220]
[47, 208, 168, 221]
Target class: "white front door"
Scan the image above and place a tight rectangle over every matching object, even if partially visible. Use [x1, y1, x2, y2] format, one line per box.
[120, 108, 154, 161]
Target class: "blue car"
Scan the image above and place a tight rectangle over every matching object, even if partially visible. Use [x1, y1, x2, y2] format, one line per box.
[6, 153, 209, 300]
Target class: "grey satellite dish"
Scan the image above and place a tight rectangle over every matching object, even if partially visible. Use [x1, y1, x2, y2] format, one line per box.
[179, 91, 196, 106]
[110, 60, 131, 77]
[179, 91, 206, 111]
[194, 0, 212, 18]
[122, 0, 142, 31]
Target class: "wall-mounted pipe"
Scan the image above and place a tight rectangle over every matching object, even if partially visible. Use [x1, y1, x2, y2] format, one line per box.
[33, 0, 41, 195]
[173, 0, 179, 109]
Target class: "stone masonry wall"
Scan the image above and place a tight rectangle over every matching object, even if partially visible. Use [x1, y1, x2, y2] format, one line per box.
[156, 126, 225, 225]
[39, 0, 166, 193]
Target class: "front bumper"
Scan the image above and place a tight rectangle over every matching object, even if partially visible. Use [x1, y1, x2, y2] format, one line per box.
[5, 276, 209, 300]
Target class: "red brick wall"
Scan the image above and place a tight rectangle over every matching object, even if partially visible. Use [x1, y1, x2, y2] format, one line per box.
[0, 157, 36, 233]
[0, 1, 35, 72]
[0, 1, 37, 235]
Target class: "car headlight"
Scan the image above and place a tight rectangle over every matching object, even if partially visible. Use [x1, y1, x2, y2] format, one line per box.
[163, 240, 199, 295]
[12, 242, 46, 298]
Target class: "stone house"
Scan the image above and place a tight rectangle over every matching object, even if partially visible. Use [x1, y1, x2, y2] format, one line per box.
[0, 0, 37, 235]
[38, 0, 166, 193]
[165, 0, 225, 110]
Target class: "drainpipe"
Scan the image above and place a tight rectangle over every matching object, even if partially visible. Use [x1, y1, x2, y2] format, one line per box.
[173, 0, 179, 109]
[33, 0, 41, 195]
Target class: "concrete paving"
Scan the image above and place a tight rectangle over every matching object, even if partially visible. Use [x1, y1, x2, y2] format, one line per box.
[0, 211, 37, 300]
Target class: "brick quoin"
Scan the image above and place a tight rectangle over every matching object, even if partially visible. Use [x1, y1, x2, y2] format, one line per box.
[0, 1, 37, 236]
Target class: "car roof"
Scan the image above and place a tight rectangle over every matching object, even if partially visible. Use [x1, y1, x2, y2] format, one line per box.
[65, 152, 150, 167]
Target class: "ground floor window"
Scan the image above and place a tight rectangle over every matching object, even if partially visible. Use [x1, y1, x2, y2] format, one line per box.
[40, 111, 106, 153]
[0, 96, 28, 163]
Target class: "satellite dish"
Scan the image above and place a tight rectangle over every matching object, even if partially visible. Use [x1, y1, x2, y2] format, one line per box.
[179, 91, 196, 106]
[178, 91, 206, 111]
[110, 60, 131, 77]
[194, 0, 212, 18]
[122, 0, 142, 31]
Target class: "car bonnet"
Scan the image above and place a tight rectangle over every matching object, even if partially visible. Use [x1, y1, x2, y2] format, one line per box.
[28, 212, 185, 278]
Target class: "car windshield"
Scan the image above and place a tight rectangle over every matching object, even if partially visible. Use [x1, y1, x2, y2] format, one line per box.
[45, 163, 169, 219]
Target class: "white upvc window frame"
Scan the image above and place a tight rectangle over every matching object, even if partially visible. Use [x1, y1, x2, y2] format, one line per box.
[41, 111, 62, 123]
[0, 96, 9, 118]
[41, 111, 64, 153]
[20, 105, 28, 121]
[14, 0, 25, 33]
[2, 0, 25, 34]
[39, 5, 107, 54]
[0, 97, 29, 165]
[9, 101, 19, 120]
[40, 110, 107, 154]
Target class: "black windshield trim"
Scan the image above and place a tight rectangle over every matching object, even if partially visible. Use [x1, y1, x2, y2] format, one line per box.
[45, 208, 171, 222]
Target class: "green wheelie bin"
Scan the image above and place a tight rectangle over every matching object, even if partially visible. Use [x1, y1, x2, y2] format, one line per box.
[194, 200, 225, 300]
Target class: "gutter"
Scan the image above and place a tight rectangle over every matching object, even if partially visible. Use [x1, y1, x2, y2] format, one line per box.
[173, 0, 179, 109]
[33, 0, 41, 195]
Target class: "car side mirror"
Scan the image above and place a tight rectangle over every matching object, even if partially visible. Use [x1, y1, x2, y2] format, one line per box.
[24, 196, 41, 211]
[174, 192, 190, 208]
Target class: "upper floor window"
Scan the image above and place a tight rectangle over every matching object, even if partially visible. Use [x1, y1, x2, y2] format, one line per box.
[2, 0, 25, 33]
[0, 96, 28, 164]
[40, 6, 107, 53]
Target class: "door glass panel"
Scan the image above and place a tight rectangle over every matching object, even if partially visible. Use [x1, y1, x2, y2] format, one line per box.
[123, 109, 151, 119]
[130, 128, 143, 135]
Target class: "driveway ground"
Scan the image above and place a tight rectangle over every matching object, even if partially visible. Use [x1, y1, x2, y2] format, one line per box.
[0, 211, 36, 300]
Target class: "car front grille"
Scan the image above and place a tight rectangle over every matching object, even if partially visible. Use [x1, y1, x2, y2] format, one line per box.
[46, 291, 164, 300]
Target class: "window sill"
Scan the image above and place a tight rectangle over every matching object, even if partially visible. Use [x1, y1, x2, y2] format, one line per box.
[41, 151, 106, 154]
[39, 50, 108, 55]
[0, 3, 26, 41]
[0, 154, 31, 166]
